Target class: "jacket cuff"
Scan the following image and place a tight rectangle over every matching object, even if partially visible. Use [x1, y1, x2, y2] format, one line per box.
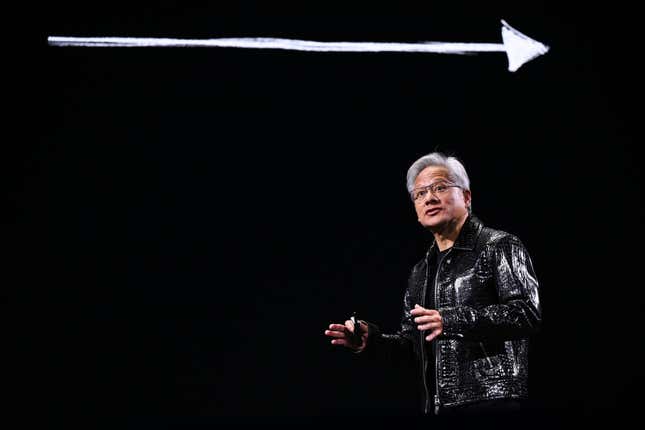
[356, 320, 382, 358]
[440, 306, 469, 338]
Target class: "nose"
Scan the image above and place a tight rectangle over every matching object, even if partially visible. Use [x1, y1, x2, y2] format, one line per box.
[424, 192, 440, 205]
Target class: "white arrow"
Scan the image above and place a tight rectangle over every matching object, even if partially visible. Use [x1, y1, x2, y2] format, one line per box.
[48, 19, 549, 72]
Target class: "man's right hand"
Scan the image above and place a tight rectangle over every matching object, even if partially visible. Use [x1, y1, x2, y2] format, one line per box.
[324, 319, 369, 353]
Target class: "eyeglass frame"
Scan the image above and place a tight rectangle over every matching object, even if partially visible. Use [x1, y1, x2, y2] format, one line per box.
[410, 181, 463, 202]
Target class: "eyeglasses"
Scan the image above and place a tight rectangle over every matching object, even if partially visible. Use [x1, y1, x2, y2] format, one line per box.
[411, 181, 462, 201]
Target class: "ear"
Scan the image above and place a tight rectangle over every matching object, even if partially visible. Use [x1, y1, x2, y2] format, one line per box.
[462, 189, 472, 210]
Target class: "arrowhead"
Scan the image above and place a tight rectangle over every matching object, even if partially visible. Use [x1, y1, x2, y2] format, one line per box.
[501, 20, 550, 72]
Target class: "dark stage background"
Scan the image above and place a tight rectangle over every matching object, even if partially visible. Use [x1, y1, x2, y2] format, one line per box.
[12, 1, 642, 427]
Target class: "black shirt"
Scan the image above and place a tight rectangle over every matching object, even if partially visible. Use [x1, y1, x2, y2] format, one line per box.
[424, 246, 451, 403]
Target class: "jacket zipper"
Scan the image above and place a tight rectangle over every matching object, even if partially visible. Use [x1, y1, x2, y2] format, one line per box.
[479, 342, 494, 367]
[420, 249, 431, 415]
[433, 248, 452, 415]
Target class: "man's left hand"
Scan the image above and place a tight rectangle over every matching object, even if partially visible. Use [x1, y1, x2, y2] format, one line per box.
[411, 304, 443, 342]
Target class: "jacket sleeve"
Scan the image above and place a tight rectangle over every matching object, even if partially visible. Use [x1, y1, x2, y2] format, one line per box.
[360, 274, 418, 365]
[440, 235, 541, 341]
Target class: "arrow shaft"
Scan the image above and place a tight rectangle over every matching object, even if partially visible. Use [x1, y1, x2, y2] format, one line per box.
[48, 36, 505, 54]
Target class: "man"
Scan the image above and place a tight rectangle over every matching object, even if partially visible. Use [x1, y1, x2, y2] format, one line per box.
[324, 152, 541, 415]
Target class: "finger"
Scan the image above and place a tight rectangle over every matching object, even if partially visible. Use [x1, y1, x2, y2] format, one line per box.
[417, 322, 442, 331]
[344, 320, 355, 333]
[328, 323, 348, 331]
[330, 338, 362, 349]
[410, 306, 426, 315]
[357, 321, 368, 335]
[324, 329, 348, 338]
[425, 328, 443, 342]
[413, 315, 440, 324]
[413, 315, 431, 323]
[411, 307, 439, 317]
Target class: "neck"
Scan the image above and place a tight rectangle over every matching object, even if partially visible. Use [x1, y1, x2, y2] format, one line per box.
[431, 213, 469, 251]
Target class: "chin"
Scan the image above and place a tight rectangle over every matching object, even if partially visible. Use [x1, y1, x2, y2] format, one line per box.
[423, 218, 445, 229]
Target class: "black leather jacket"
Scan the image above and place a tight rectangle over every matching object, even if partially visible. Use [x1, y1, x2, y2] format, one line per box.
[365, 215, 541, 414]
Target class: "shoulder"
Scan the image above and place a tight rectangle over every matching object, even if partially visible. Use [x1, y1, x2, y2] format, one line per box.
[410, 256, 426, 276]
[407, 252, 429, 286]
[479, 224, 525, 250]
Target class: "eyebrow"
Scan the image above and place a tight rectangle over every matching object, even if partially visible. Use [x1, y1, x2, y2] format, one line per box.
[413, 179, 450, 189]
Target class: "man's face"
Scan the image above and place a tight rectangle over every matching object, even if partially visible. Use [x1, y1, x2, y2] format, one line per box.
[413, 166, 471, 230]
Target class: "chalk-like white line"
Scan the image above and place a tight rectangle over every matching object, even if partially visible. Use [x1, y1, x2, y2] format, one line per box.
[48, 36, 505, 53]
[48, 20, 549, 72]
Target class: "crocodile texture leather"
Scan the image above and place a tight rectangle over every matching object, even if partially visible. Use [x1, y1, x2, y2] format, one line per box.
[365, 215, 541, 413]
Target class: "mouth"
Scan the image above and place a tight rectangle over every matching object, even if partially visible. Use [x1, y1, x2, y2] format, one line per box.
[425, 208, 442, 216]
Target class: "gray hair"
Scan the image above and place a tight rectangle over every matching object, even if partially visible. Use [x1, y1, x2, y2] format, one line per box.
[406, 152, 472, 210]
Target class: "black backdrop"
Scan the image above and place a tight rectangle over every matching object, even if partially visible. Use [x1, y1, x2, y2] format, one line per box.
[12, 1, 642, 427]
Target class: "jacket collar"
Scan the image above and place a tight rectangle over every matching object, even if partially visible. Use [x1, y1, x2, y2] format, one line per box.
[427, 214, 483, 255]
[452, 215, 483, 251]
